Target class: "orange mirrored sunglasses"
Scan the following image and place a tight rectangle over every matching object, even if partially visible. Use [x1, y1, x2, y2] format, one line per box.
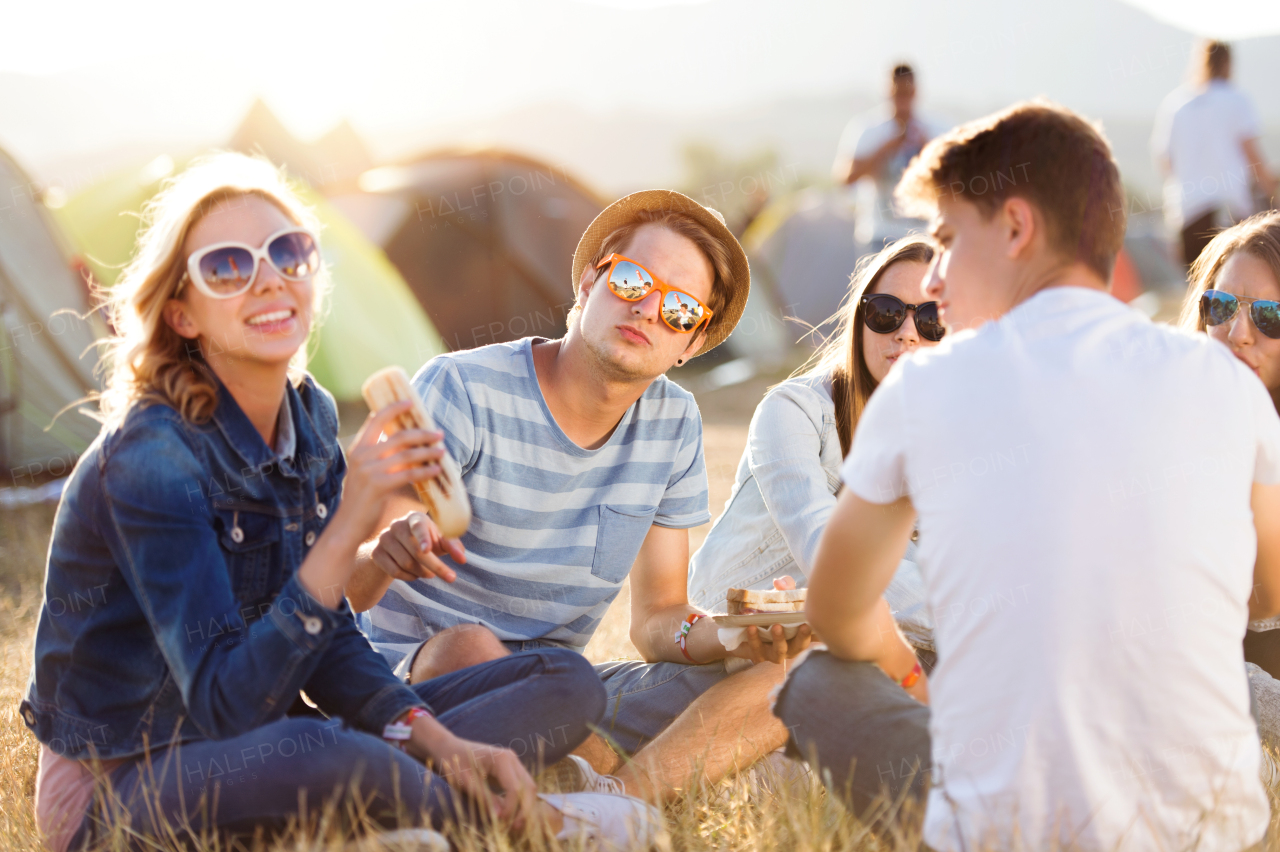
[596, 253, 714, 334]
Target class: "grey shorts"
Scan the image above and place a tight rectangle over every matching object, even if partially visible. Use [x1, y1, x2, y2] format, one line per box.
[503, 639, 732, 755]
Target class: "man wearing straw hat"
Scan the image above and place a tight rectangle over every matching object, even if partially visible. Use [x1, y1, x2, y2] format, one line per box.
[349, 190, 812, 801]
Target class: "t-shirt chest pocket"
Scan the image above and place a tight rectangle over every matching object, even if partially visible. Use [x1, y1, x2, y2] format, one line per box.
[591, 505, 657, 584]
[214, 504, 282, 608]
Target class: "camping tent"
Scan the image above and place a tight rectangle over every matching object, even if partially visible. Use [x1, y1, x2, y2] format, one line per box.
[729, 188, 861, 363]
[56, 155, 445, 402]
[331, 150, 605, 351]
[0, 146, 105, 478]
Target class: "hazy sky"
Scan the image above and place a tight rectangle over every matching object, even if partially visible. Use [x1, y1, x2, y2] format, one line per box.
[2, 0, 1276, 135]
[2, 0, 1276, 82]
[2, 0, 1275, 80]
[2, 0, 1276, 185]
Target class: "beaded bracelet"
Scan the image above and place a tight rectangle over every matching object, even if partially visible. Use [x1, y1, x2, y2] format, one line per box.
[674, 613, 706, 664]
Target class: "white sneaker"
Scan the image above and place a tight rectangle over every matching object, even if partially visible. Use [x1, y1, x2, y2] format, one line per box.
[349, 827, 450, 852]
[744, 749, 812, 798]
[552, 753, 627, 796]
[1262, 747, 1280, 791]
[541, 792, 662, 851]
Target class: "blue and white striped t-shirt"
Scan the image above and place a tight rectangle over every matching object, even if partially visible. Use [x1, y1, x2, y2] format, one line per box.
[358, 338, 710, 665]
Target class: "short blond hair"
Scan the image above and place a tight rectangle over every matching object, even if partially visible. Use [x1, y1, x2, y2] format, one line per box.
[98, 152, 329, 425]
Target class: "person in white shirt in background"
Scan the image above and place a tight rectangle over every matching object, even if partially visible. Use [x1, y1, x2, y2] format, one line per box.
[834, 63, 947, 250]
[1152, 39, 1278, 268]
[778, 99, 1280, 852]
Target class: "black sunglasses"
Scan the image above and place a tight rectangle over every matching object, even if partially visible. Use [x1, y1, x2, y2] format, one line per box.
[1201, 289, 1280, 340]
[860, 293, 946, 342]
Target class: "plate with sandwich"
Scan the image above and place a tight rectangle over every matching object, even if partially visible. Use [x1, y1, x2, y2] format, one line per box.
[713, 587, 807, 628]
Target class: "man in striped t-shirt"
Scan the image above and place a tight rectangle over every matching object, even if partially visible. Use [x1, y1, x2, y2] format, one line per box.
[349, 190, 813, 802]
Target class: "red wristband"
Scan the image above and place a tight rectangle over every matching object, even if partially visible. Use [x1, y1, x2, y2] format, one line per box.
[674, 613, 706, 664]
[383, 706, 432, 749]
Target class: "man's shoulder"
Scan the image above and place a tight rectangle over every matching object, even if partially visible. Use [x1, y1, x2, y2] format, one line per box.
[1163, 84, 1198, 114]
[852, 108, 897, 140]
[412, 339, 533, 389]
[640, 373, 699, 410]
[633, 375, 702, 436]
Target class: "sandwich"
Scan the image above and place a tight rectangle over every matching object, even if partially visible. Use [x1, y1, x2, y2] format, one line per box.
[361, 366, 472, 538]
[725, 587, 806, 616]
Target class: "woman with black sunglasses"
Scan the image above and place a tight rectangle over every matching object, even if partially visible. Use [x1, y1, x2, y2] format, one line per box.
[1180, 210, 1280, 679]
[686, 235, 942, 693]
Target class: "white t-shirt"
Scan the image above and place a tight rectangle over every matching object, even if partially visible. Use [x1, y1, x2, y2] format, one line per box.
[1151, 80, 1262, 228]
[842, 286, 1280, 852]
[837, 108, 946, 244]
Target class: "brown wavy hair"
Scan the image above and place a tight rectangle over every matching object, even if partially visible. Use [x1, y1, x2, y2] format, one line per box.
[1178, 211, 1280, 333]
[792, 235, 936, 456]
[97, 153, 328, 426]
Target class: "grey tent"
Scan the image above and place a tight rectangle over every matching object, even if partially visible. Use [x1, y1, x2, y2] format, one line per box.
[726, 188, 862, 364]
[0, 147, 104, 481]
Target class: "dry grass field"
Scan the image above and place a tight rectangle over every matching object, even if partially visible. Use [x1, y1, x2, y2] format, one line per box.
[2, 367, 1277, 850]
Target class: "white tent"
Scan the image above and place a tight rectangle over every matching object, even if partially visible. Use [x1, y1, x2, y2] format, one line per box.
[0, 147, 104, 481]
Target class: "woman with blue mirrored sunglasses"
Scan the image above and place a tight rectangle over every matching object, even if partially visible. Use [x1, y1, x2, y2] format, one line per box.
[1180, 210, 1280, 684]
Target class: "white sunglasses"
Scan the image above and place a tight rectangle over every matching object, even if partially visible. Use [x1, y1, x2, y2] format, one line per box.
[182, 227, 321, 299]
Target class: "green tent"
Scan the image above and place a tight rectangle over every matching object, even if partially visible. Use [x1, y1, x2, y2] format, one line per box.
[0, 146, 106, 477]
[55, 155, 445, 402]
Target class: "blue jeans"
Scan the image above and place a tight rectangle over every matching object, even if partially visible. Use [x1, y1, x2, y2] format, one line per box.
[501, 640, 731, 756]
[773, 650, 931, 822]
[74, 649, 604, 848]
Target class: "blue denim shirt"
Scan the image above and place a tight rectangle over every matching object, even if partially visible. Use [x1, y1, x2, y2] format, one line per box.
[21, 374, 425, 760]
[686, 372, 935, 650]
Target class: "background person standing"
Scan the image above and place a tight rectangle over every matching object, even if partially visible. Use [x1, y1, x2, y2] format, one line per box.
[833, 64, 945, 249]
[1152, 39, 1278, 267]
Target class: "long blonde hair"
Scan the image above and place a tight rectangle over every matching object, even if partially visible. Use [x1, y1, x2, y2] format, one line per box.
[97, 153, 329, 425]
[792, 235, 935, 456]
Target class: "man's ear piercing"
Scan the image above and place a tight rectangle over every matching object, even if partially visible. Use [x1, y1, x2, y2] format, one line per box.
[676, 358, 684, 366]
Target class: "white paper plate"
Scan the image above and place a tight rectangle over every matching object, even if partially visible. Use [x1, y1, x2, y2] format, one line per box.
[712, 612, 808, 628]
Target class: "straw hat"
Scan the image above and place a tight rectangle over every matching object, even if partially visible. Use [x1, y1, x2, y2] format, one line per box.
[570, 189, 750, 358]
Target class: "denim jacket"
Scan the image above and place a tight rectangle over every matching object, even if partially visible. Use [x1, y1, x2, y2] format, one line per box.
[21, 374, 425, 760]
[686, 373, 935, 650]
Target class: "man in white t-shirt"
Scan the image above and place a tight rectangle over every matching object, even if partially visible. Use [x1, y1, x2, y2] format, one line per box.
[1152, 40, 1277, 266]
[777, 100, 1280, 851]
[834, 64, 946, 248]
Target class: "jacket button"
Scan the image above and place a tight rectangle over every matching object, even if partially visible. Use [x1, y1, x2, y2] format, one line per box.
[304, 616, 322, 635]
[22, 708, 34, 725]
[316, 503, 327, 519]
[304, 531, 316, 546]
[231, 527, 245, 544]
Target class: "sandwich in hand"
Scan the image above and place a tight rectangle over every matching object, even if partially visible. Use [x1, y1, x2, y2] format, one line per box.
[361, 366, 472, 538]
[725, 587, 806, 616]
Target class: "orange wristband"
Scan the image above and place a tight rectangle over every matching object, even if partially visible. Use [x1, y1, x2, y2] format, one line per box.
[896, 661, 923, 690]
